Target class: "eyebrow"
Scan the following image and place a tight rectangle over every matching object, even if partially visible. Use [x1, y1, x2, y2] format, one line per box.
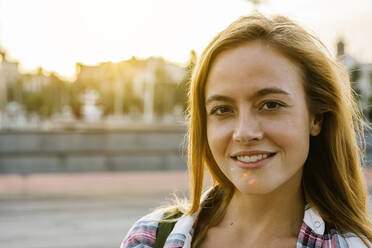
[205, 87, 290, 105]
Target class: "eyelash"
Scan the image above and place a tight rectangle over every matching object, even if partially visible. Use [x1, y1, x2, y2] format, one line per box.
[210, 106, 233, 116]
[209, 101, 285, 116]
[260, 101, 285, 111]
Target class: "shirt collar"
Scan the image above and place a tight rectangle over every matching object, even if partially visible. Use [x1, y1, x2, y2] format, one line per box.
[303, 204, 325, 235]
[166, 188, 326, 247]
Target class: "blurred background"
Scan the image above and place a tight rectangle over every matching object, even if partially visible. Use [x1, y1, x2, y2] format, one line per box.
[0, 0, 371, 247]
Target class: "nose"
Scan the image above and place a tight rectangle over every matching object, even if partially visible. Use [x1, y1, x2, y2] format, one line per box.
[232, 110, 263, 143]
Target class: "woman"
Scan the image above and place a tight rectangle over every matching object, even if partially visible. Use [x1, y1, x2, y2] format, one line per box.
[121, 13, 372, 248]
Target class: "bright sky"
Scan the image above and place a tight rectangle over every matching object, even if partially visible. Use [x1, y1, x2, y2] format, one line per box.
[1, 0, 372, 80]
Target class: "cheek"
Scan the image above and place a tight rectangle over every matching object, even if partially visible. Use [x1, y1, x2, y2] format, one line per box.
[207, 121, 233, 158]
[263, 113, 311, 157]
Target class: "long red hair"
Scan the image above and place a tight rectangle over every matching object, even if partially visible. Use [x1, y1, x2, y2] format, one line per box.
[186, 13, 372, 247]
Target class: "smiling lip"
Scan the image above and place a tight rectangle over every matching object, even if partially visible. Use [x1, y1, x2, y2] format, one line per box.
[231, 151, 276, 169]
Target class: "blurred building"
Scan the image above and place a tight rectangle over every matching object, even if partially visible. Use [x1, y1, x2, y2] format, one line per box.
[0, 49, 20, 111]
[75, 56, 188, 122]
[337, 40, 372, 120]
[22, 68, 51, 92]
[0, 50, 19, 85]
[0, 47, 193, 129]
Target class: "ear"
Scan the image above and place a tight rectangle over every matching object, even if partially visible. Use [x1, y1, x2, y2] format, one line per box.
[310, 113, 323, 136]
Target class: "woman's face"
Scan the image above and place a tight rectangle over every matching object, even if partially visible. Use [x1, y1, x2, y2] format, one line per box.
[205, 42, 320, 195]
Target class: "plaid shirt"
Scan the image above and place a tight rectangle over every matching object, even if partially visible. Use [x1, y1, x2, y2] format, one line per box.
[121, 195, 370, 248]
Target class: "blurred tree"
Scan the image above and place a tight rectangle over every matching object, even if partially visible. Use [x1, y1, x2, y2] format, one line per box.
[350, 65, 361, 83]
[48, 73, 68, 114]
[123, 81, 143, 115]
[23, 92, 46, 117]
[68, 81, 85, 119]
[349, 66, 362, 102]
[175, 50, 197, 113]
[175, 78, 189, 113]
[153, 65, 174, 118]
[99, 90, 114, 116]
[351, 82, 362, 102]
[6, 80, 22, 103]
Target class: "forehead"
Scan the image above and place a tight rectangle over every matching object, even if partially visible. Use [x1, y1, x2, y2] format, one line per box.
[205, 42, 304, 97]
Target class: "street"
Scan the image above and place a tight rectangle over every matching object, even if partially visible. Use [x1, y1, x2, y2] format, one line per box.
[0, 171, 371, 248]
[0, 171, 189, 248]
[0, 196, 159, 248]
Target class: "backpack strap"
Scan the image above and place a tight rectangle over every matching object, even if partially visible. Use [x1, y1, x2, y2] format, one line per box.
[154, 209, 183, 248]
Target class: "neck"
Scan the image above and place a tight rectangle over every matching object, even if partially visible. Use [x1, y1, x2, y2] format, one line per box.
[221, 171, 305, 239]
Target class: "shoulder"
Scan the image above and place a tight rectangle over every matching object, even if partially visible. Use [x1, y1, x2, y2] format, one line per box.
[302, 206, 371, 248]
[339, 232, 371, 248]
[120, 210, 165, 248]
[327, 229, 371, 248]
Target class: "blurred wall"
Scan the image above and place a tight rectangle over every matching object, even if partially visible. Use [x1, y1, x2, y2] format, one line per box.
[0, 126, 370, 174]
[0, 126, 187, 174]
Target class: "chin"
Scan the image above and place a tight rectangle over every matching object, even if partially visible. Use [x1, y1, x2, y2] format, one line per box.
[234, 181, 280, 195]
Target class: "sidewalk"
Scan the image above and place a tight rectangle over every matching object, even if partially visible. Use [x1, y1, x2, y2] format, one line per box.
[0, 171, 190, 199]
[1, 169, 372, 248]
[0, 168, 371, 199]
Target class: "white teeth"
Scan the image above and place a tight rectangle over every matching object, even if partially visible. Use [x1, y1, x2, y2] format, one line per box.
[236, 153, 270, 163]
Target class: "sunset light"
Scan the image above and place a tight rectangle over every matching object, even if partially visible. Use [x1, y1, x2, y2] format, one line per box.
[1, 2, 372, 247]
[1, 0, 372, 79]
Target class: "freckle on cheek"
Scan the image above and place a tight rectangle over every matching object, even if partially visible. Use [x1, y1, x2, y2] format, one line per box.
[248, 179, 256, 185]
[242, 171, 251, 178]
[241, 171, 255, 184]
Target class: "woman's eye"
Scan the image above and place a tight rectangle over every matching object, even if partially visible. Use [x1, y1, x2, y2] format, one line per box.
[261, 101, 284, 111]
[210, 106, 232, 115]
